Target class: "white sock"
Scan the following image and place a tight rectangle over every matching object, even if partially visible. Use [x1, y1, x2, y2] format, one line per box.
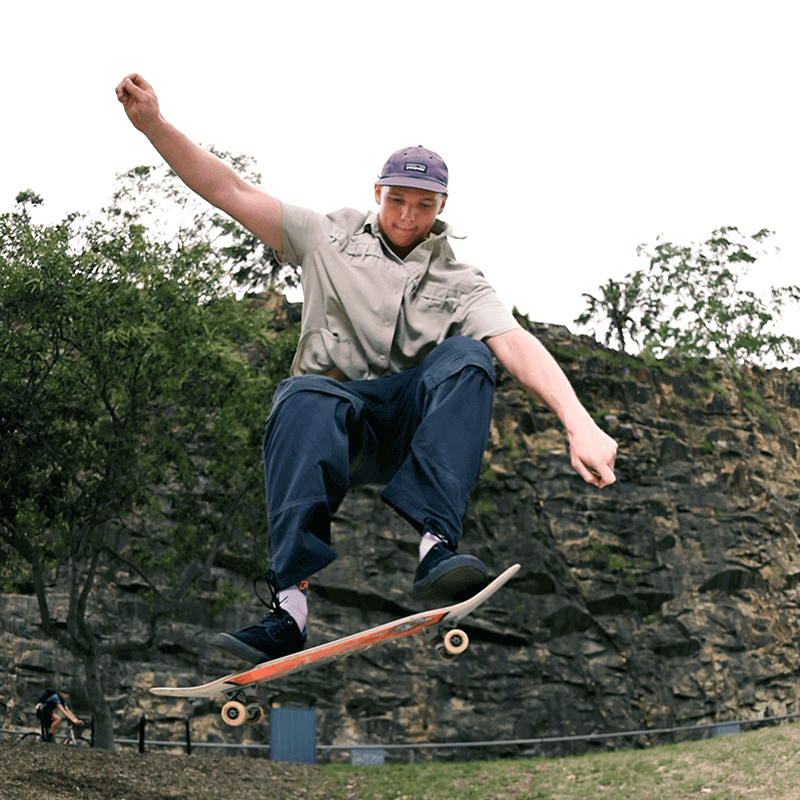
[419, 531, 444, 561]
[278, 586, 308, 630]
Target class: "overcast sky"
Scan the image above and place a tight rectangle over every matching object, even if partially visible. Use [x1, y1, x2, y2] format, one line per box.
[4, 0, 798, 353]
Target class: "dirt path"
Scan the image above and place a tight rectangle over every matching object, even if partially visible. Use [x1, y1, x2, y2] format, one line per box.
[0, 742, 363, 800]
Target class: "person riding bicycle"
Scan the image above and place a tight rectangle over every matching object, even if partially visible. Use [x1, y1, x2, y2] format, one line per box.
[36, 688, 83, 742]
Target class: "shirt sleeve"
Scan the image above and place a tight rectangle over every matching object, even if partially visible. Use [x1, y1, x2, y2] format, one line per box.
[458, 268, 521, 341]
[278, 202, 331, 265]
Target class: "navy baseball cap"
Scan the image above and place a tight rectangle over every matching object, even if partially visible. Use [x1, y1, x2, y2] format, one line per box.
[377, 146, 448, 194]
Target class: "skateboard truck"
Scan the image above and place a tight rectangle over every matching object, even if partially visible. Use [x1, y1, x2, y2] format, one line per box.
[220, 693, 263, 726]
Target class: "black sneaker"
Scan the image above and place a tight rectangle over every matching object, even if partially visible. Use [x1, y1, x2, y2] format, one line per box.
[411, 541, 489, 604]
[210, 575, 307, 664]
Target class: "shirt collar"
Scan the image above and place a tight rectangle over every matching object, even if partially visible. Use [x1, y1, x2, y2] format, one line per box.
[361, 213, 466, 244]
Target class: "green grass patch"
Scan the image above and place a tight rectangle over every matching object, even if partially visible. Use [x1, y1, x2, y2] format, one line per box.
[502, 433, 521, 462]
[321, 722, 800, 799]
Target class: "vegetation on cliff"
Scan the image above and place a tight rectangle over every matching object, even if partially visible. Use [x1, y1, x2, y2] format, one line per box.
[576, 226, 800, 367]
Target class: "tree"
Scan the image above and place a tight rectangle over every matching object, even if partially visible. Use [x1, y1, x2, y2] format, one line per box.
[575, 227, 800, 366]
[0, 202, 296, 747]
[95, 147, 299, 291]
[13, 190, 43, 223]
[574, 273, 645, 353]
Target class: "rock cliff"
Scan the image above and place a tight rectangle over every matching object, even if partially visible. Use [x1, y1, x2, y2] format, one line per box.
[3, 312, 800, 760]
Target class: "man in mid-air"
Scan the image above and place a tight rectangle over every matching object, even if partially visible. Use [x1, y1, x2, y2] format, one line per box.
[116, 72, 618, 664]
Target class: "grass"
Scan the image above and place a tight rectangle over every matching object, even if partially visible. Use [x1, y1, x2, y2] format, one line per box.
[320, 722, 800, 799]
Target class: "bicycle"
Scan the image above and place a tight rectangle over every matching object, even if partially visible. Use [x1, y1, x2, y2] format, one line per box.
[18, 718, 90, 747]
[62, 719, 90, 746]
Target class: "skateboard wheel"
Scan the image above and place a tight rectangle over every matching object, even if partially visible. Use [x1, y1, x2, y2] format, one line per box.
[443, 628, 469, 656]
[221, 700, 248, 727]
[247, 706, 264, 725]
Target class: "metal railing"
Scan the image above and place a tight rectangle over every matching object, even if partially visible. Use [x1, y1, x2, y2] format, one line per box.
[4, 710, 799, 762]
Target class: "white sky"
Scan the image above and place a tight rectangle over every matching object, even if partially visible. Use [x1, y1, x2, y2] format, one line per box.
[3, 0, 799, 352]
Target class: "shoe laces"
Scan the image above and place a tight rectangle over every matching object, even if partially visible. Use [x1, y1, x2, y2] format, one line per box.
[253, 570, 289, 626]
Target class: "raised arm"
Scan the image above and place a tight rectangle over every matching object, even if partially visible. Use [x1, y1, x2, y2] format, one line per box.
[486, 328, 618, 487]
[115, 73, 283, 254]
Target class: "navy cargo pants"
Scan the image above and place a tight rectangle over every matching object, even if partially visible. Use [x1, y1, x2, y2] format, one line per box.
[263, 336, 495, 591]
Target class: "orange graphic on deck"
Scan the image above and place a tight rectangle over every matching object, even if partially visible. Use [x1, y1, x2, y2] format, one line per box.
[226, 610, 447, 686]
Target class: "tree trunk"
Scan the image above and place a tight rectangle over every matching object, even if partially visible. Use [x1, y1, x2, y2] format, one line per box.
[83, 651, 115, 750]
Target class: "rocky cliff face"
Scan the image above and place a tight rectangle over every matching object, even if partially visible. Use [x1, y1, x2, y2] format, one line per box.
[3, 315, 800, 759]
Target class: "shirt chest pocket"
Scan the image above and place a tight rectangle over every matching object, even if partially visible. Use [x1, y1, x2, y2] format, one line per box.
[416, 285, 464, 315]
[342, 240, 384, 267]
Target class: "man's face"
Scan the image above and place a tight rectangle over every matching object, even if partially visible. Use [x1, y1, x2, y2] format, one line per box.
[374, 184, 447, 258]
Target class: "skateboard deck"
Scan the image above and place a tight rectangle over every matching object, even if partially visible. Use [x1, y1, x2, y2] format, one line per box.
[151, 563, 520, 726]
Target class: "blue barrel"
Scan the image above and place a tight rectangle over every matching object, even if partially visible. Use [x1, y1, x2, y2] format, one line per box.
[270, 707, 316, 763]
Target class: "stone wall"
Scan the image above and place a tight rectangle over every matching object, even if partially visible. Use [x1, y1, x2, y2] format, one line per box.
[3, 317, 800, 759]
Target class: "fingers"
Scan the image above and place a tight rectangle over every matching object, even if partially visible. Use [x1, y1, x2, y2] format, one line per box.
[572, 449, 617, 488]
[116, 76, 135, 104]
[115, 73, 150, 103]
[125, 73, 152, 94]
[134, 73, 153, 93]
[593, 464, 616, 488]
[574, 460, 612, 488]
[569, 424, 618, 488]
[115, 73, 161, 133]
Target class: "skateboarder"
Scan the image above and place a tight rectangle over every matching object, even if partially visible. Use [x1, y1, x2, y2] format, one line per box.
[116, 73, 618, 664]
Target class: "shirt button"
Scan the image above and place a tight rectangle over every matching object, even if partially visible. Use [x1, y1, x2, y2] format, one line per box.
[384, 321, 391, 327]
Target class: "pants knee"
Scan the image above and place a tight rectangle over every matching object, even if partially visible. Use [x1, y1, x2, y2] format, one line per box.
[420, 336, 495, 386]
[435, 335, 490, 359]
[268, 377, 364, 425]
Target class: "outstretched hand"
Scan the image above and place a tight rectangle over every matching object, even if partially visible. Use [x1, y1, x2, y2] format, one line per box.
[115, 73, 161, 133]
[568, 419, 618, 488]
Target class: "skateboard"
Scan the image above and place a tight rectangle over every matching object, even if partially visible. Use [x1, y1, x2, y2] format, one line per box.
[151, 563, 520, 726]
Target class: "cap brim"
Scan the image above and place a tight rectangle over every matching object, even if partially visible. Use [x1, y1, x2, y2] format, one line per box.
[376, 176, 448, 194]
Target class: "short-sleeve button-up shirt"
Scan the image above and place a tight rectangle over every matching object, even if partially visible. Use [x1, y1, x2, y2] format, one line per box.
[279, 202, 519, 380]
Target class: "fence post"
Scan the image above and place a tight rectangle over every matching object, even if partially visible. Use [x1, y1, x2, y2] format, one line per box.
[185, 717, 192, 756]
[138, 714, 145, 754]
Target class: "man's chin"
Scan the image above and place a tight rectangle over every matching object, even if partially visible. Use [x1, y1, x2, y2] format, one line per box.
[389, 231, 422, 248]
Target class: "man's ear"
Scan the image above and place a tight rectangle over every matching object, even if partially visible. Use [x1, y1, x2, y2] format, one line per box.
[438, 194, 447, 214]
[374, 183, 383, 205]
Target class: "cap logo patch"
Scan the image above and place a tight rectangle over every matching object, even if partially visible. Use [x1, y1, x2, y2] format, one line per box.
[404, 162, 427, 173]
